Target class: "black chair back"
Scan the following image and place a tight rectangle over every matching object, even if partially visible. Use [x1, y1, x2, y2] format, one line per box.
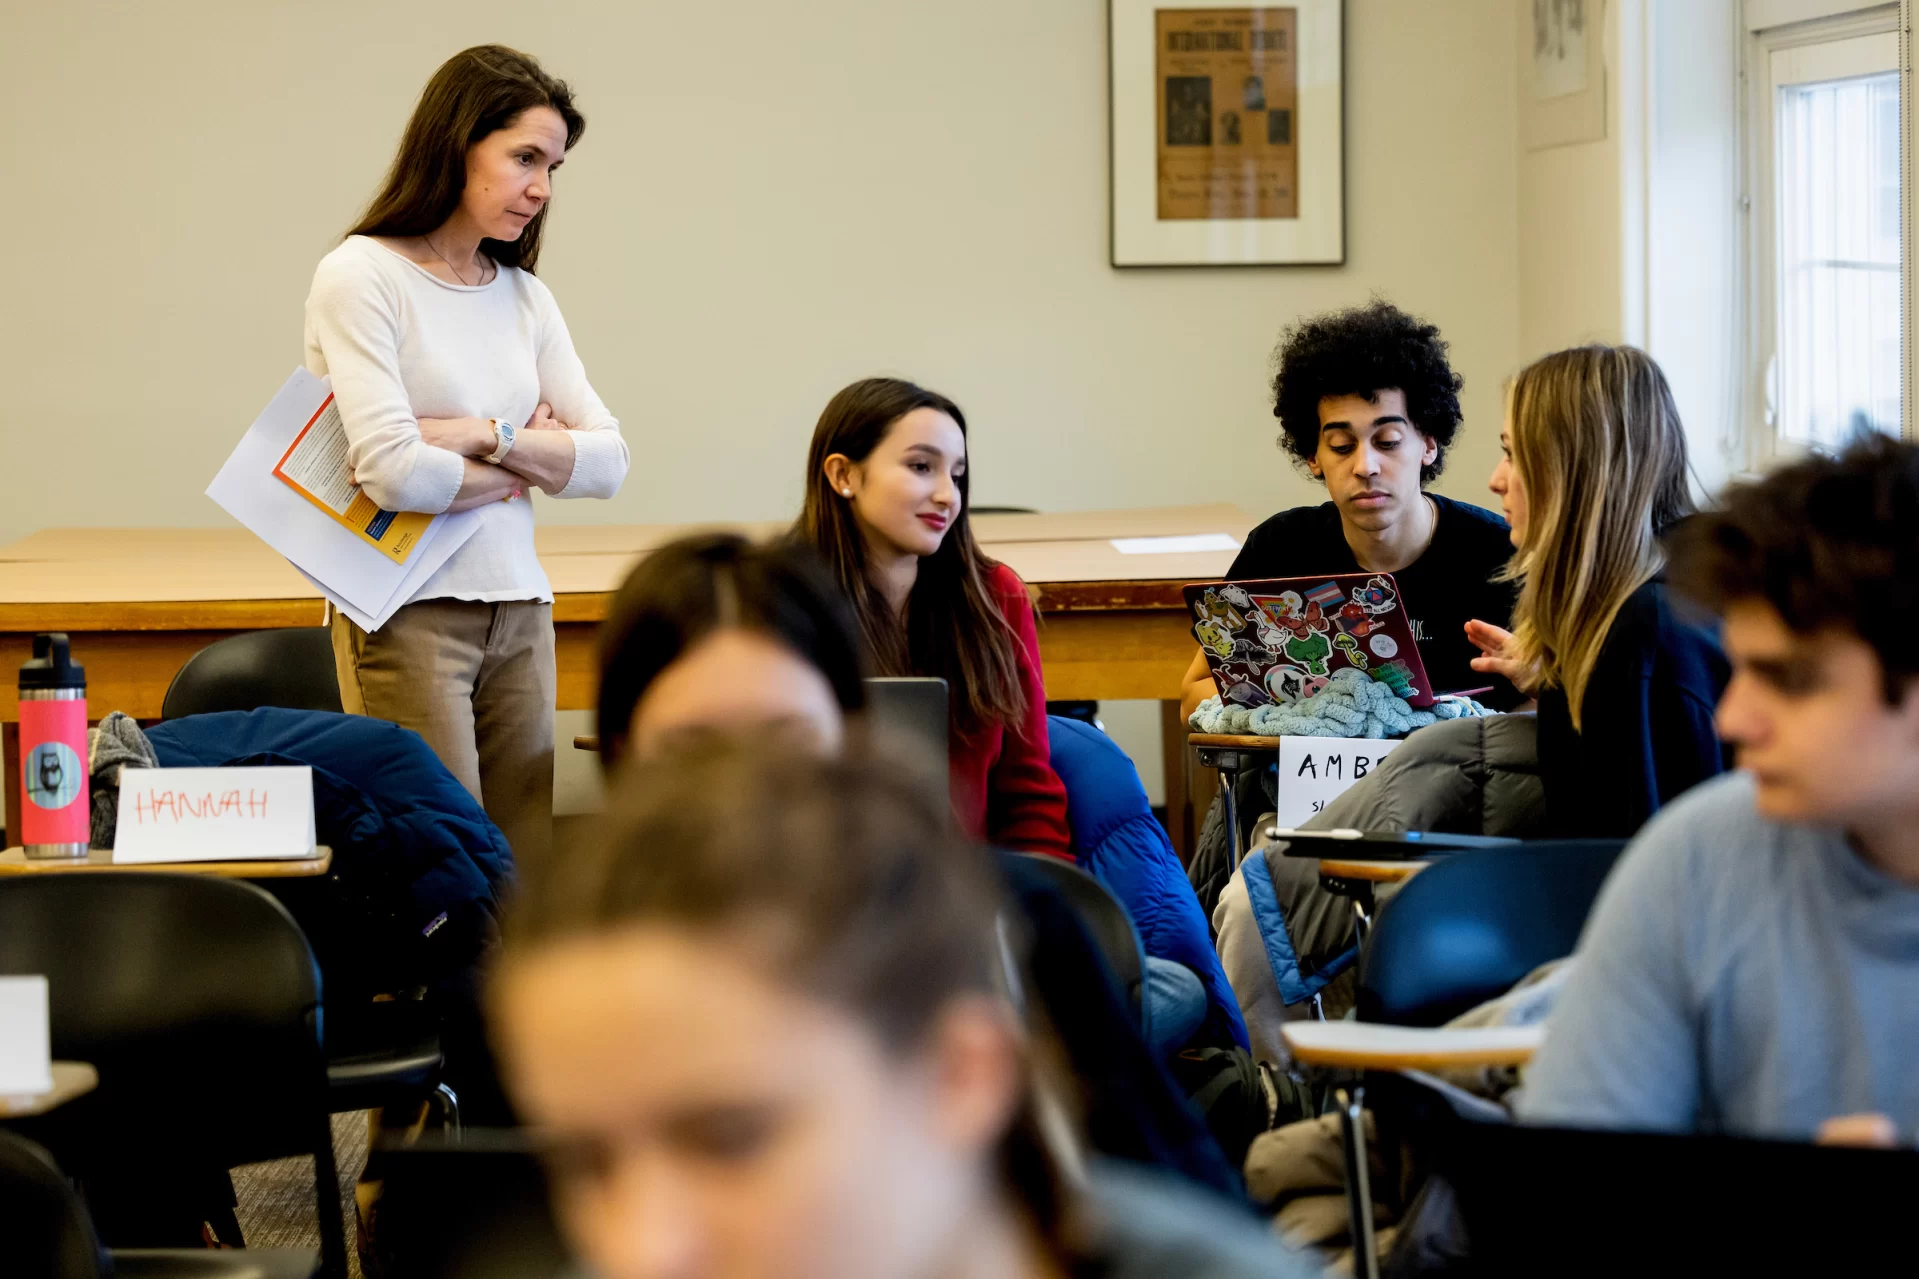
[0, 875, 345, 1271]
[379, 1136, 574, 1278]
[0, 1131, 105, 1279]
[1011, 852, 1146, 1020]
[161, 627, 342, 719]
[1357, 839, 1627, 1027]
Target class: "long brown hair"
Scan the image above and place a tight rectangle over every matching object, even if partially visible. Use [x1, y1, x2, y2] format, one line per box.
[346, 45, 585, 273]
[502, 740, 1080, 1251]
[1504, 345, 1694, 729]
[795, 378, 1027, 736]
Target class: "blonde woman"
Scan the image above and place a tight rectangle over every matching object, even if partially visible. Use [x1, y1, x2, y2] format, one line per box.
[1467, 345, 1729, 837]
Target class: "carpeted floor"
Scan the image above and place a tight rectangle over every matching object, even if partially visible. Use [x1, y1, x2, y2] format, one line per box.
[231, 1110, 369, 1278]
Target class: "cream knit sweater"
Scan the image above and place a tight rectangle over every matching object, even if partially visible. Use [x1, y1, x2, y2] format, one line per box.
[304, 235, 628, 605]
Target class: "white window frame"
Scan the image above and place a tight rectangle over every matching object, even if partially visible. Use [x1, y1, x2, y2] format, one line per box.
[1741, 1, 1906, 468]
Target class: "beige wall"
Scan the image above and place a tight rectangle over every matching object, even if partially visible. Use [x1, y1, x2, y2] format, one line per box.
[2, 0, 1521, 547]
[1513, 0, 1745, 496]
[1515, 0, 1630, 357]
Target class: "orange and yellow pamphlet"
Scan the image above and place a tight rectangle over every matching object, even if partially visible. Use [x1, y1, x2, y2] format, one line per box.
[271, 394, 433, 565]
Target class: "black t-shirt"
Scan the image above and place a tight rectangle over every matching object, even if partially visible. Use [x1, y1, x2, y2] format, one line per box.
[1225, 495, 1524, 708]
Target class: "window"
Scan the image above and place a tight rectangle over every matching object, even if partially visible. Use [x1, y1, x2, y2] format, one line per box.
[1747, 11, 1903, 461]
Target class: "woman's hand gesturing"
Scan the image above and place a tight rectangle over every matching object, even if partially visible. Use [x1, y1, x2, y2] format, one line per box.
[1465, 619, 1540, 696]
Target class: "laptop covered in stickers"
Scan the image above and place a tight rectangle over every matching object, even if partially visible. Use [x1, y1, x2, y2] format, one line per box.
[1183, 572, 1438, 710]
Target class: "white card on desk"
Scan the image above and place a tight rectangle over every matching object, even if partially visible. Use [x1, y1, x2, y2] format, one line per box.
[1272, 736, 1401, 828]
[1110, 533, 1242, 555]
[0, 976, 53, 1096]
[112, 767, 318, 863]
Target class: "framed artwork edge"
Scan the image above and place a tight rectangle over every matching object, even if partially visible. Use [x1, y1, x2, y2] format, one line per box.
[1108, 0, 1347, 268]
[1521, 0, 1609, 151]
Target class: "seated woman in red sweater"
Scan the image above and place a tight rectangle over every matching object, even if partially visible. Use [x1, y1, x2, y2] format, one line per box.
[794, 377, 1072, 859]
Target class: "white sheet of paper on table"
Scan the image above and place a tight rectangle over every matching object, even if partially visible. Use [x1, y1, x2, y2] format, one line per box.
[0, 976, 54, 1096]
[1110, 533, 1243, 555]
[112, 766, 318, 863]
[206, 367, 481, 622]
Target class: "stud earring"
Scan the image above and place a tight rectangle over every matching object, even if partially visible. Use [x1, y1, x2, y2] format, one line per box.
[842, 488, 852, 497]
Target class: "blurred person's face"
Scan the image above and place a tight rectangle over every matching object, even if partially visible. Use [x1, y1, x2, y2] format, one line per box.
[629, 630, 844, 757]
[1308, 390, 1437, 536]
[830, 409, 966, 561]
[496, 925, 1023, 1279]
[1715, 600, 1919, 826]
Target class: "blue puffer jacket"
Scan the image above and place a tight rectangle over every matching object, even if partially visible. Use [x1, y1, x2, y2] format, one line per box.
[145, 708, 513, 995]
[1048, 716, 1248, 1050]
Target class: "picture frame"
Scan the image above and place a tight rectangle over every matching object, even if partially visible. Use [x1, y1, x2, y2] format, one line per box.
[1109, 0, 1345, 267]
[1521, 0, 1607, 151]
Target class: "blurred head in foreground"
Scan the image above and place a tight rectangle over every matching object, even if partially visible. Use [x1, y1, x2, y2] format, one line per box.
[491, 742, 1068, 1279]
[594, 533, 865, 767]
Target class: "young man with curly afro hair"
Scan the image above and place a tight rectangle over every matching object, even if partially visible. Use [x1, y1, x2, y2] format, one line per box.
[1181, 300, 1524, 718]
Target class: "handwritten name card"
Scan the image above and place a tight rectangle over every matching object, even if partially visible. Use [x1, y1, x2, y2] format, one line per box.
[113, 766, 317, 864]
[1272, 736, 1400, 829]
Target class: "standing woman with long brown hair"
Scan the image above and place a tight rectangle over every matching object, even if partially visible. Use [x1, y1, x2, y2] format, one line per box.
[795, 378, 1071, 858]
[306, 46, 628, 863]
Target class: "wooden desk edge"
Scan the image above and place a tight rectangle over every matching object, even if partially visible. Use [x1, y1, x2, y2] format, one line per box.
[1317, 858, 1429, 883]
[0, 1060, 99, 1118]
[1284, 1044, 1538, 1071]
[0, 846, 333, 877]
[1187, 733, 1284, 749]
[0, 578, 1216, 634]
[0, 599, 325, 632]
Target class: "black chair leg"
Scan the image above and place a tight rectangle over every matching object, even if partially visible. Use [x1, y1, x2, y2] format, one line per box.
[1222, 771, 1242, 870]
[311, 1114, 348, 1279]
[432, 1083, 463, 1138]
[206, 1196, 245, 1249]
[1337, 1084, 1379, 1279]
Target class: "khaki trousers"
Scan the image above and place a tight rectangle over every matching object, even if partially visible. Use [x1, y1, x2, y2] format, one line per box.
[331, 598, 555, 866]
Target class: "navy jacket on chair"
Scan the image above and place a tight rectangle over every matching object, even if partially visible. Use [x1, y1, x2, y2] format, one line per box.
[145, 708, 513, 997]
[1048, 715, 1249, 1051]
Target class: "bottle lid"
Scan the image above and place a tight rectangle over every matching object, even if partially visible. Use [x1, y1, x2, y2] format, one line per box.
[20, 633, 85, 690]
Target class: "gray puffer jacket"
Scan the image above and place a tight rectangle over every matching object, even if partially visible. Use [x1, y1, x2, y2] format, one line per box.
[1212, 713, 1544, 1067]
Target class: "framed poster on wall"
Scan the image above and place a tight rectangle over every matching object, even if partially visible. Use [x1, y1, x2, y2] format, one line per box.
[1109, 0, 1345, 266]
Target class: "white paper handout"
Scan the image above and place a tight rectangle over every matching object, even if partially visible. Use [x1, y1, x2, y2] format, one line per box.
[1110, 533, 1242, 555]
[294, 507, 483, 632]
[208, 368, 481, 628]
[112, 766, 318, 863]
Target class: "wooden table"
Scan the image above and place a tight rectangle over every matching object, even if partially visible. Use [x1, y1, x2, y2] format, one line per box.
[1316, 857, 1427, 885]
[0, 845, 333, 878]
[0, 1061, 98, 1119]
[0, 507, 1250, 852]
[1281, 1022, 1543, 1072]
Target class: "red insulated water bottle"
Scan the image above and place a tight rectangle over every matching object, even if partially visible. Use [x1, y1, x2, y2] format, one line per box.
[18, 633, 89, 859]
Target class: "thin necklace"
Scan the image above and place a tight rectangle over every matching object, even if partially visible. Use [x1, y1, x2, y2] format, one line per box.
[424, 234, 481, 286]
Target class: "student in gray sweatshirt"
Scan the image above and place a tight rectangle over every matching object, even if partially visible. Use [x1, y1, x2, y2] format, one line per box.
[1520, 436, 1919, 1143]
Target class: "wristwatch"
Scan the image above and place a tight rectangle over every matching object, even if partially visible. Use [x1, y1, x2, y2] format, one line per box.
[485, 416, 516, 464]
